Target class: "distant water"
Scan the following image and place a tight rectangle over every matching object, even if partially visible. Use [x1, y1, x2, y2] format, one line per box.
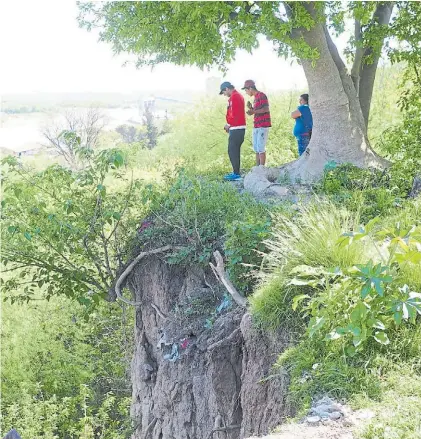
[0, 107, 146, 153]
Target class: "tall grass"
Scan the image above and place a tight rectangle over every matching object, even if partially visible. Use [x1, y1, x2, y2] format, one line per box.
[250, 200, 364, 329]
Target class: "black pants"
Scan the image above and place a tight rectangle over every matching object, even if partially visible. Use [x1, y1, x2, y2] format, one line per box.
[228, 129, 245, 175]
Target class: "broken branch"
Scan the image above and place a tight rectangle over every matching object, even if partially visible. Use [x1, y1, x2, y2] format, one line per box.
[209, 251, 247, 308]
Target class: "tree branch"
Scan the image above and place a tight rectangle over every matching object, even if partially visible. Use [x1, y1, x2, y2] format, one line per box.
[283, 2, 303, 40]
[207, 328, 241, 351]
[323, 24, 347, 75]
[2, 251, 105, 292]
[100, 229, 113, 277]
[105, 173, 134, 245]
[359, 2, 395, 126]
[151, 303, 168, 320]
[413, 64, 421, 87]
[351, 19, 364, 93]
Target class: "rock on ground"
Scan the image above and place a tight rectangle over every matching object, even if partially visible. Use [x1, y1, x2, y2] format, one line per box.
[246, 397, 375, 439]
[243, 166, 288, 198]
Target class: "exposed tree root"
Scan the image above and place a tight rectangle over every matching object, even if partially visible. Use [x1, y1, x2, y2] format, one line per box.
[115, 245, 176, 307]
[209, 250, 247, 308]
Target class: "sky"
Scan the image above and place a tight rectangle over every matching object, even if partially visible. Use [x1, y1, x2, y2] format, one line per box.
[0, 0, 311, 95]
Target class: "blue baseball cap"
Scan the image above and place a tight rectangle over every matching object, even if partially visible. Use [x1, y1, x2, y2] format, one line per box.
[219, 81, 234, 95]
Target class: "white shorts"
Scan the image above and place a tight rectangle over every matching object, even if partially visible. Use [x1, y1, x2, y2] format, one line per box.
[252, 127, 270, 153]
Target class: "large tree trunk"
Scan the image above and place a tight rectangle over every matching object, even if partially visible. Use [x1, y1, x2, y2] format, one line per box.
[279, 5, 388, 182]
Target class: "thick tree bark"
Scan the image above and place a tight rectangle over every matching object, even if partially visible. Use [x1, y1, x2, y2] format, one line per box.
[358, 2, 394, 127]
[279, 4, 388, 182]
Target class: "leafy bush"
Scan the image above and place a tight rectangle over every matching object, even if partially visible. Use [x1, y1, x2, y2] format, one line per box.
[1, 299, 133, 438]
[262, 201, 421, 426]
[291, 220, 421, 355]
[2, 386, 131, 439]
[274, 339, 383, 412]
[377, 64, 421, 185]
[115, 124, 145, 144]
[224, 216, 271, 294]
[275, 324, 421, 417]
[137, 172, 270, 276]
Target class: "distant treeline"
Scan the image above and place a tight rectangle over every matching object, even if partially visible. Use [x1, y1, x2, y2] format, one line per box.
[1, 104, 122, 114]
[2, 106, 45, 114]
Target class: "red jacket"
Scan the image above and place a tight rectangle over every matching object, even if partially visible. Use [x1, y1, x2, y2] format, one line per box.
[226, 90, 246, 128]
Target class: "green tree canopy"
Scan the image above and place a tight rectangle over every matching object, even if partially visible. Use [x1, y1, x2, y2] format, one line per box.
[78, 1, 421, 180]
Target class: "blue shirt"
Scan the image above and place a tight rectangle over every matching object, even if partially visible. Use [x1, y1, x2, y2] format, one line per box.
[293, 105, 313, 136]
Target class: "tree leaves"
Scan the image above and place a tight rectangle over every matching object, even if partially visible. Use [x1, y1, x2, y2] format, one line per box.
[1, 148, 144, 307]
[374, 331, 390, 345]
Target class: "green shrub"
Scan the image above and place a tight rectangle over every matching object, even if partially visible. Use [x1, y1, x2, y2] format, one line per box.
[224, 216, 271, 294]
[318, 163, 408, 222]
[377, 64, 421, 188]
[1, 148, 145, 306]
[1, 299, 133, 438]
[275, 339, 383, 412]
[137, 173, 271, 286]
[250, 276, 306, 333]
[275, 325, 421, 418]
[291, 220, 421, 355]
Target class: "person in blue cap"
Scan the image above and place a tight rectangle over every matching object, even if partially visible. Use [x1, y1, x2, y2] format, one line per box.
[219, 81, 246, 181]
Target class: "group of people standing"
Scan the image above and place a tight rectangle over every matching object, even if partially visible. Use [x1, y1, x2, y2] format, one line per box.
[219, 80, 313, 181]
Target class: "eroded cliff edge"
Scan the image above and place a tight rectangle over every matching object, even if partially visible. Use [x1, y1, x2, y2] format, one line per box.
[126, 254, 294, 439]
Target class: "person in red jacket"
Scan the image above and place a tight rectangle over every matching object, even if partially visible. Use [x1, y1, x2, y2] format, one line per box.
[219, 81, 246, 181]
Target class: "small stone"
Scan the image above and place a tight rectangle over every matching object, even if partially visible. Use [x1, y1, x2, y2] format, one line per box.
[318, 411, 331, 419]
[330, 403, 343, 412]
[329, 411, 342, 420]
[313, 404, 333, 414]
[307, 416, 321, 424]
[315, 396, 334, 406]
